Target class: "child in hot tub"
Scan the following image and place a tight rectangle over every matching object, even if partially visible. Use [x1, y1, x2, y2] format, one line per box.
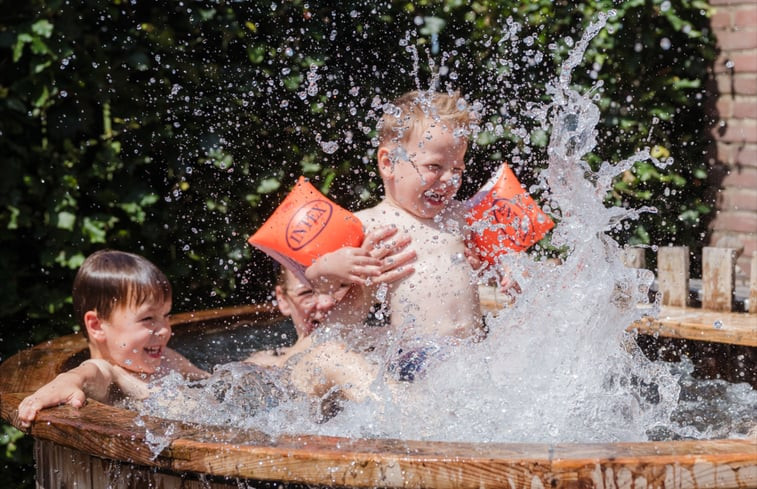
[18, 249, 393, 426]
[17, 249, 207, 427]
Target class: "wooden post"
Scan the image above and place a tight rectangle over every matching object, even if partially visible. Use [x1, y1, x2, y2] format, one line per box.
[621, 248, 646, 269]
[702, 247, 737, 312]
[750, 251, 757, 314]
[657, 246, 689, 307]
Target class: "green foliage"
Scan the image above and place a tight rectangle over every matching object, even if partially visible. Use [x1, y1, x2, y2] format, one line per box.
[0, 1, 716, 484]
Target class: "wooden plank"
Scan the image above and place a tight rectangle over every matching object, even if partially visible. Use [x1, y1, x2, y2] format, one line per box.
[36, 440, 234, 489]
[657, 246, 689, 307]
[702, 246, 737, 312]
[0, 334, 88, 394]
[630, 306, 757, 347]
[621, 247, 646, 269]
[750, 251, 757, 314]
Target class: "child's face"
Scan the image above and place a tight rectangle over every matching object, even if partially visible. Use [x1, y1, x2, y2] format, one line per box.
[98, 299, 172, 375]
[382, 123, 467, 219]
[276, 270, 347, 338]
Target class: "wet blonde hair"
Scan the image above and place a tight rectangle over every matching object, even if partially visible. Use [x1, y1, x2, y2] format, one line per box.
[377, 90, 476, 147]
[73, 250, 172, 337]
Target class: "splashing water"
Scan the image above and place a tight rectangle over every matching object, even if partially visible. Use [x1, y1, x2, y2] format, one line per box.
[140, 12, 756, 448]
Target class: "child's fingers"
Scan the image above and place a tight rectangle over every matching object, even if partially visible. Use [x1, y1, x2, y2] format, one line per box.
[369, 234, 412, 260]
[68, 391, 87, 409]
[380, 248, 416, 273]
[17, 397, 40, 428]
[374, 263, 415, 284]
[361, 226, 400, 251]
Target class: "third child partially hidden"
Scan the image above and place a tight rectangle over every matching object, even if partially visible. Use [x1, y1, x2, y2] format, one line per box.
[306, 90, 487, 342]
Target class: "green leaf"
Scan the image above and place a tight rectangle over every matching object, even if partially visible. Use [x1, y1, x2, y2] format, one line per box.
[33, 86, 49, 108]
[82, 217, 110, 243]
[56, 211, 76, 231]
[31, 19, 54, 38]
[12, 33, 32, 62]
[256, 178, 281, 194]
[6, 206, 20, 230]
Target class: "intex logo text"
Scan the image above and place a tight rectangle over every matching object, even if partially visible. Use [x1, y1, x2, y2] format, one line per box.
[285, 199, 334, 251]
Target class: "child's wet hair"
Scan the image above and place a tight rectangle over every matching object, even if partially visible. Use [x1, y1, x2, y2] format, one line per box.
[377, 90, 478, 147]
[73, 250, 172, 336]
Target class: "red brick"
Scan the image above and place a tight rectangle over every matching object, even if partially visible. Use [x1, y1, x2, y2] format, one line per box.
[741, 236, 757, 255]
[735, 75, 757, 95]
[711, 11, 733, 29]
[732, 97, 757, 118]
[713, 53, 757, 74]
[709, 0, 748, 5]
[711, 119, 757, 142]
[720, 187, 757, 210]
[715, 74, 757, 95]
[734, 143, 757, 166]
[716, 142, 734, 163]
[710, 210, 757, 233]
[711, 232, 757, 252]
[715, 29, 757, 51]
[722, 166, 757, 187]
[733, 6, 757, 29]
[731, 52, 757, 73]
[716, 97, 733, 117]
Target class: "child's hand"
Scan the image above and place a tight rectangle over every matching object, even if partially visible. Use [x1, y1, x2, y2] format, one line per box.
[363, 226, 416, 284]
[305, 226, 417, 291]
[498, 265, 522, 305]
[17, 374, 87, 428]
[500, 274, 522, 295]
[464, 244, 484, 272]
[305, 246, 383, 293]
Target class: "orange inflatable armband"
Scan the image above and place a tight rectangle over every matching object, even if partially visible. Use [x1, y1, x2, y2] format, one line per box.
[248, 177, 364, 284]
[466, 163, 554, 264]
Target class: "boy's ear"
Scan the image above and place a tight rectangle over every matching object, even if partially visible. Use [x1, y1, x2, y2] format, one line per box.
[376, 146, 394, 180]
[84, 310, 106, 341]
[275, 286, 293, 316]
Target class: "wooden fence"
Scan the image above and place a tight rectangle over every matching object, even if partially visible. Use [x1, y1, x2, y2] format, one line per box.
[623, 247, 756, 349]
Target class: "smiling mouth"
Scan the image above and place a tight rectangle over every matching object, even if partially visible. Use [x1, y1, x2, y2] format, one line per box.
[144, 346, 163, 358]
[423, 190, 447, 206]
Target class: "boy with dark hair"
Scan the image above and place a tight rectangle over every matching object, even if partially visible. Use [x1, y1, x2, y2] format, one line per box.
[18, 250, 206, 427]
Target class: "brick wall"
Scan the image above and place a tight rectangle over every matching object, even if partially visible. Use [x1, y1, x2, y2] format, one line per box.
[707, 0, 757, 281]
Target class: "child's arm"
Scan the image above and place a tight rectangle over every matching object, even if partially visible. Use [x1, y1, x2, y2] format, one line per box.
[288, 341, 379, 402]
[16, 359, 146, 428]
[161, 347, 209, 381]
[305, 226, 416, 293]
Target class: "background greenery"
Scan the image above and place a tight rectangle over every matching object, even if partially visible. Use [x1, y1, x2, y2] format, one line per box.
[1, 0, 716, 485]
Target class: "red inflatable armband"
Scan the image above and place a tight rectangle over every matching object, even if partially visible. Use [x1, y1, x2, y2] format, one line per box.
[466, 163, 554, 264]
[248, 177, 364, 284]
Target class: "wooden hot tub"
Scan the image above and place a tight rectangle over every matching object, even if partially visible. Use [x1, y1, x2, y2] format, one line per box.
[1, 301, 756, 489]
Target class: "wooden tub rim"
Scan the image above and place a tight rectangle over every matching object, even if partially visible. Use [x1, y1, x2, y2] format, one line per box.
[1, 303, 756, 489]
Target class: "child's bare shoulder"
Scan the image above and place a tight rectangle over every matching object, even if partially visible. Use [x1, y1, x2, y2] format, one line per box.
[356, 201, 409, 228]
[162, 347, 208, 380]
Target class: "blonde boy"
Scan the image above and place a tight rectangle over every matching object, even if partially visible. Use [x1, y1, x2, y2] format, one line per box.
[306, 90, 484, 343]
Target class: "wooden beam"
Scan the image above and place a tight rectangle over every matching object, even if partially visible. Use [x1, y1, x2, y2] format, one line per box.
[750, 251, 757, 314]
[657, 246, 689, 307]
[621, 248, 646, 269]
[702, 247, 737, 312]
[631, 306, 757, 347]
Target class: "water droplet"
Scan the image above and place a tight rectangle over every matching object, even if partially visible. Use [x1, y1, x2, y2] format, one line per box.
[320, 141, 339, 154]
